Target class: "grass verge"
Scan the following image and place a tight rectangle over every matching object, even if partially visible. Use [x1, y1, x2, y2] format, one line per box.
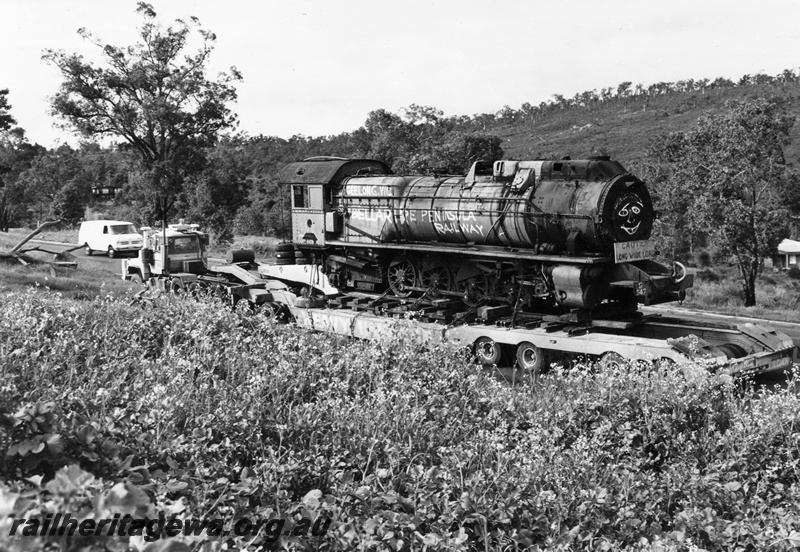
[1, 227, 80, 246]
[683, 266, 800, 323]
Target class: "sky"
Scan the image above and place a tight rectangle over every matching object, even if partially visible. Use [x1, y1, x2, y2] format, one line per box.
[2, 0, 800, 148]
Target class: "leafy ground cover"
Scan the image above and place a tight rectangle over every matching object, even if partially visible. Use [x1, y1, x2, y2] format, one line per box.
[1, 290, 800, 551]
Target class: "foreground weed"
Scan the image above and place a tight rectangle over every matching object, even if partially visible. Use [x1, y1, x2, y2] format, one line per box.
[2, 290, 800, 550]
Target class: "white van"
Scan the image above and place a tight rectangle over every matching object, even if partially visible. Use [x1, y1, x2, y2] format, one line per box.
[78, 220, 143, 258]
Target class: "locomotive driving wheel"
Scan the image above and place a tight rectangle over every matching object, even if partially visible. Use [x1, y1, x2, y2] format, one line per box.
[420, 258, 454, 297]
[456, 264, 491, 306]
[387, 255, 419, 297]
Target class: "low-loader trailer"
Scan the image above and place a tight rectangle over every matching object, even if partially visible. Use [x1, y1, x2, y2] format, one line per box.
[121, 230, 796, 376]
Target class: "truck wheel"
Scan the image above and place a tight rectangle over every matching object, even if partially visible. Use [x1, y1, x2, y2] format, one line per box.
[130, 273, 144, 286]
[516, 341, 545, 372]
[85, 245, 93, 256]
[186, 282, 201, 298]
[169, 280, 184, 295]
[107, 246, 116, 258]
[474, 337, 502, 365]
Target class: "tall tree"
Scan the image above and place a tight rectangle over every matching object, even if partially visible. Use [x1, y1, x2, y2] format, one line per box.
[358, 106, 504, 174]
[0, 93, 46, 231]
[184, 137, 249, 243]
[43, 2, 241, 226]
[16, 145, 88, 225]
[648, 98, 798, 306]
[0, 89, 16, 131]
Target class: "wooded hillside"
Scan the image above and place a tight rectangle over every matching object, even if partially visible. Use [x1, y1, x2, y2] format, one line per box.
[484, 79, 800, 171]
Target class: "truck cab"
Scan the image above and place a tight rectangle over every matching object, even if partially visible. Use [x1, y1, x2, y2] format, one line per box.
[122, 221, 209, 290]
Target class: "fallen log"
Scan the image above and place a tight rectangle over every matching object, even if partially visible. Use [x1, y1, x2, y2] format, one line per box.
[0, 220, 79, 273]
[8, 220, 63, 254]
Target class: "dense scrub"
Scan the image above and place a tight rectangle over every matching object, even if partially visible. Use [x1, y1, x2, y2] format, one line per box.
[2, 290, 800, 551]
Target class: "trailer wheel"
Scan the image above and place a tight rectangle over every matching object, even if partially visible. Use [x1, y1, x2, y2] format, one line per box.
[259, 302, 290, 321]
[259, 302, 278, 318]
[717, 343, 748, 359]
[474, 337, 502, 365]
[599, 352, 625, 370]
[186, 282, 201, 298]
[516, 341, 545, 372]
[212, 284, 228, 301]
[654, 357, 677, 369]
[169, 280, 184, 295]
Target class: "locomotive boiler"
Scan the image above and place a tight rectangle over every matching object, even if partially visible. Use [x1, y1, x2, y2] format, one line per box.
[273, 156, 690, 313]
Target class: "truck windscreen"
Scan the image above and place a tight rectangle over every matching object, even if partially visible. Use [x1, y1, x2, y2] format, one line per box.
[168, 237, 199, 254]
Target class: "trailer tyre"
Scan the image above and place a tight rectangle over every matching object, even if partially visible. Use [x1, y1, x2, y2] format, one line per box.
[186, 282, 201, 298]
[516, 341, 545, 372]
[211, 284, 228, 302]
[474, 337, 502, 366]
[654, 357, 677, 369]
[717, 343, 748, 359]
[599, 352, 625, 371]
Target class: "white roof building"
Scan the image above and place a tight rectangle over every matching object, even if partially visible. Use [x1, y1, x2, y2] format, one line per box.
[775, 239, 800, 268]
[778, 239, 800, 254]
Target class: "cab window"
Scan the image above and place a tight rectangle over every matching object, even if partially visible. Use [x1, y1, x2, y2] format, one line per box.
[293, 185, 309, 208]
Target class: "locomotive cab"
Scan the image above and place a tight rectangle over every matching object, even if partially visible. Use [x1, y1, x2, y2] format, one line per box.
[280, 157, 393, 248]
[291, 182, 327, 246]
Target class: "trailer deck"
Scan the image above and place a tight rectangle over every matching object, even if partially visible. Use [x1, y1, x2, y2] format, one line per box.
[284, 302, 795, 376]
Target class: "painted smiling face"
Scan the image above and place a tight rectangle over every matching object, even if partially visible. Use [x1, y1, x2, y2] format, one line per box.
[613, 193, 645, 238]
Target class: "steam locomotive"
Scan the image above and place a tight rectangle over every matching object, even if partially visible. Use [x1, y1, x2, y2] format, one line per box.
[274, 156, 691, 313]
